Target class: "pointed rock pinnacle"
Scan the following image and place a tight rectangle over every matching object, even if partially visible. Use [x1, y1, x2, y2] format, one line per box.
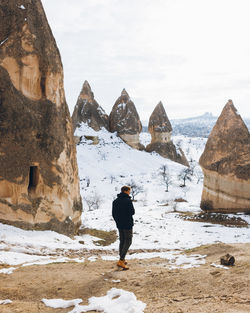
[109, 89, 142, 139]
[199, 99, 250, 179]
[148, 101, 172, 133]
[72, 81, 109, 131]
[121, 88, 129, 97]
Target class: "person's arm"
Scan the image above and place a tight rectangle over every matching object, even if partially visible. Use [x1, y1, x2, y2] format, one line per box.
[112, 202, 117, 220]
[130, 200, 135, 215]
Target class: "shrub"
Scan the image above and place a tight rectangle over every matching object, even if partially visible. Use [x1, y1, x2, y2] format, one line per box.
[84, 192, 102, 211]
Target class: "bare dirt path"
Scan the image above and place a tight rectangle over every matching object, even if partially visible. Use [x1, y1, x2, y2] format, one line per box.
[0, 243, 249, 313]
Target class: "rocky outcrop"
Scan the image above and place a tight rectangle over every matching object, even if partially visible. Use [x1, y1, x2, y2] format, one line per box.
[72, 80, 109, 132]
[199, 100, 250, 213]
[146, 102, 189, 166]
[109, 89, 144, 150]
[0, 0, 82, 235]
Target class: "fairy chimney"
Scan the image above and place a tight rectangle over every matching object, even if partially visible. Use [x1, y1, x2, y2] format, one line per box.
[109, 89, 144, 150]
[199, 100, 250, 213]
[146, 102, 189, 166]
[0, 0, 82, 235]
[72, 80, 109, 132]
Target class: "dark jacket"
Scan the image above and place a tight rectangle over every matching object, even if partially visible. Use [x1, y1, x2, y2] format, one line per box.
[112, 192, 135, 230]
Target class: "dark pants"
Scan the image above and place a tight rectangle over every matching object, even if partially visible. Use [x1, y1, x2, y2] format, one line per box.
[118, 229, 133, 260]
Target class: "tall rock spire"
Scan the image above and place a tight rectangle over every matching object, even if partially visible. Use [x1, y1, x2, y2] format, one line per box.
[109, 89, 144, 150]
[0, 0, 82, 235]
[146, 102, 189, 166]
[199, 100, 250, 213]
[72, 80, 109, 132]
[148, 101, 172, 136]
[121, 88, 130, 99]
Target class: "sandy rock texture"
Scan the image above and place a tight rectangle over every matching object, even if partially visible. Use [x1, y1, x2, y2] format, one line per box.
[0, 0, 82, 235]
[146, 102, 189, 166]
[72, 80, 109, 132]
[199, 100, 250, 213]
[109, 89, 144, 150]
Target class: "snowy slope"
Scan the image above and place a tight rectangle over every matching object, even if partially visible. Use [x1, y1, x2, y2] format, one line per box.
[75, 124, 250, 250]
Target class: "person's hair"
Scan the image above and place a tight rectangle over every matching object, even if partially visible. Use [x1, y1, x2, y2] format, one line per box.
[121, 185, 131, 193]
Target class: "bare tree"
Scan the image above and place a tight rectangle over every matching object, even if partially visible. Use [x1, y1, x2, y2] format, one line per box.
[194, 168, 204, 184]
[164, 175, 172, 192]
[110, 175, 115, 184]
[84, 176, 90, 187]
[127, 179, 144, 201]
[84, 192, 101, 211]
[159, 164, 168, 178]
[175, 139, 182, 149]
[186, 147, 190, 157]
[178, 167, 192, 187]
[159, 164, 172, 192]
[100, 153, 107, 160]
[188, 158, 196, 176]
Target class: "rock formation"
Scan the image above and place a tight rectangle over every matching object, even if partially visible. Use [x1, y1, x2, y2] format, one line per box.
[199, 100, 250, 213]
[72, 80, 109, 132]
[146, 102, 189, 166]
[0, 0, 82, 235]
[109, 89, 144, 150]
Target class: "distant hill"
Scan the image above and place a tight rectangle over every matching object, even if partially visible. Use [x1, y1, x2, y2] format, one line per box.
[171, 112, 217, 137]
[142, 113, 250, 138]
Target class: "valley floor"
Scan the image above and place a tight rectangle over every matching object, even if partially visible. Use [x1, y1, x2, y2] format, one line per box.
[0, 243, 249, 313]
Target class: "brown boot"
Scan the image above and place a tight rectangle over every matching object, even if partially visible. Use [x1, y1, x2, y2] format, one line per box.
[117, 259, 129, 270]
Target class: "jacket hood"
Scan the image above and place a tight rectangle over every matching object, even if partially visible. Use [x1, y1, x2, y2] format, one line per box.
[117, 192, 131, 199]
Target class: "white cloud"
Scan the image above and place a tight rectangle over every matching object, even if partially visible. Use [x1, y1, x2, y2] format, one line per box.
[42, 0, 250, 120]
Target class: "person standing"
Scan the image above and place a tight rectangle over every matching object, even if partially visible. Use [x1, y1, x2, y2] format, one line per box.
[112, 185, 135, 270]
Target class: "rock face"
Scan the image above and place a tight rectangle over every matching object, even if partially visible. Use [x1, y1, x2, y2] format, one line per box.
[72, 81, 109, 132]
[109, 89, 144, 150]
[146, 102, 189, 166]
[0, 0, 82, 235]
[199, 100, 250, 213]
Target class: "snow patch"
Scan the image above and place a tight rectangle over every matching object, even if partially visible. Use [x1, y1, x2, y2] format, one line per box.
[210, 263, 229, 270]
[0, 267, 16, 274]
[87, 256, 98, 262]
[42, 289, 146, 313]
[0, 300, 12, 305]
[22, 257, 85, 267]
[169, 254, 206, 269]
[70, 288, 146, 313]
[42, 298, 83, 309]
[0, 250, 84, 267]
[0, 37, 8, 46]
[118, 102, 126, 110]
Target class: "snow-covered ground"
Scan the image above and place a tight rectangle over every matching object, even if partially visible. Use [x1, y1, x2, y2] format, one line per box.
[76, 125, 250, 250]
[0, 124, 249, 269]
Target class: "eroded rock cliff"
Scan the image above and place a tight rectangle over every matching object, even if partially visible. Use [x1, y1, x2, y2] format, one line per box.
[199, 100, 250, 213]
[0, 0, 82, 235]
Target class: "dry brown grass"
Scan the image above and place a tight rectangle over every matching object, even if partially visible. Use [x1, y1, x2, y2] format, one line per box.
[78, 228, 117, 246]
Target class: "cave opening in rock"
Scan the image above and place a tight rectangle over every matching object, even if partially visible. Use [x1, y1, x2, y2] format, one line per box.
[28, 166, 39, 193]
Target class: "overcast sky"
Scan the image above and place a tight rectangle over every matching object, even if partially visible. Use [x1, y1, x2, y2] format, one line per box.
[42, 0, 250, 120]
